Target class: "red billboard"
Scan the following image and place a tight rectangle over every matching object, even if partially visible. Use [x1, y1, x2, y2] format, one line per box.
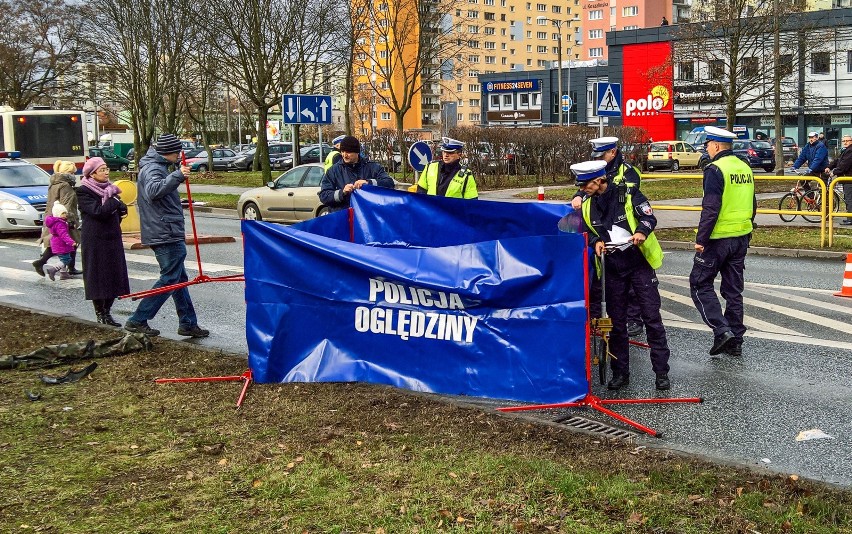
[622, 42, 674, 142]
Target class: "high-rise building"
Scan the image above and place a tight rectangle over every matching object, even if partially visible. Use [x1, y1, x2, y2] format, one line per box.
[352, 0, 583, 135]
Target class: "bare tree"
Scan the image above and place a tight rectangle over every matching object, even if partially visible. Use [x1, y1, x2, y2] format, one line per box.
[352, 0, 469, 162]
[667, 0, 812, 130]
[196, 0, 335, 182]
[81, 0, 194, 156]
[0, 0, 82, 110]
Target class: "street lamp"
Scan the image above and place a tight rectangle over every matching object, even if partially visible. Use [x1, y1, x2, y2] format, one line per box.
[538, 17, 570, 126]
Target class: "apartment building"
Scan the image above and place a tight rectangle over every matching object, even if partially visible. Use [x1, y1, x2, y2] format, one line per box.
[580, 1, 673, 62]
[352, 0, 583, 135]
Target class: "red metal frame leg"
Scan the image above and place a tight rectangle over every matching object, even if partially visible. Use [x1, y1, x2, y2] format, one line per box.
[155, 369, 253, 408]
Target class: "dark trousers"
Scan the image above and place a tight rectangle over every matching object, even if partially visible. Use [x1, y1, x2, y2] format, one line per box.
[590, 273, 643, 325]
[606, 262, 670, 377]
[127, 241, 198, 328]
[93, 298, 116, 314]
[844, 182, 852, 216]
[689, 235, 750, 341]
[34, 247, 77, 270]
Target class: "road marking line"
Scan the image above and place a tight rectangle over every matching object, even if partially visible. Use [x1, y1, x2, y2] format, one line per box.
[662, 277, 850, 335]
[659, 273, 836, 296]
[664, 319, 852, 352]
[0, 289, 22, 297]
[657, 288, 805, 337]
[9, 264, 160, 283]
[122, 252, 242, 274]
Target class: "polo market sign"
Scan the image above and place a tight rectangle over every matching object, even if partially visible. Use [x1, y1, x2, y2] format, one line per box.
[625, 85, 670, 117]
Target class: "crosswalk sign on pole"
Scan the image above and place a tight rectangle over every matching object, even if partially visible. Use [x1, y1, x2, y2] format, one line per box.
[596, 83, 622, 117]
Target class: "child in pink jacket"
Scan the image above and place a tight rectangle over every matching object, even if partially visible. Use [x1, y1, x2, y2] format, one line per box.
[43, 203, 78, 281]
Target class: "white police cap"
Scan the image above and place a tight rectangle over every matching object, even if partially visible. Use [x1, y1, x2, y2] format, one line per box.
[570, 159, 608, 185]
[808, 131, 819, 138]
[704, 126, 737, 143]
[589, 136, 619, 157]
[440, 137, 465, 153]
[332, 135, 346, 145]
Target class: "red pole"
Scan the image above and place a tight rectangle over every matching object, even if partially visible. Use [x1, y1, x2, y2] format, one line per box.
[181, 150, 204, 278]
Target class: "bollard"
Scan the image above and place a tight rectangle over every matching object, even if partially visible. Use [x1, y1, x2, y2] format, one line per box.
[537, 186, 545, 201]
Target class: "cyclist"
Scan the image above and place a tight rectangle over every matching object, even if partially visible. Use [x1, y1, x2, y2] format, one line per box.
[792, 131, 829, 190]
[826, 135, 852, 225]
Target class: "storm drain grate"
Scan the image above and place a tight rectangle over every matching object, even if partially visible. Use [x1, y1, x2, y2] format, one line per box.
[552, 415, 638, 440]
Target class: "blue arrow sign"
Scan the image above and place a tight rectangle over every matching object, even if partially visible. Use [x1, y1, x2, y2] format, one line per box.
[282, 94, 333, 124]
[408, 141, 432, 172]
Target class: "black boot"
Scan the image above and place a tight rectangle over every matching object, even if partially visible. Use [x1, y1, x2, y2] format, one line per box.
[100, 299, 121, 327]
[67, 250, 82, 276]
[93, 300, 105, 324]
[32, 246, 53, 277]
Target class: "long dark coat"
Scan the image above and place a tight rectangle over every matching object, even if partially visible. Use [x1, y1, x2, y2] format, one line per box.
[75, 186, 130, 300]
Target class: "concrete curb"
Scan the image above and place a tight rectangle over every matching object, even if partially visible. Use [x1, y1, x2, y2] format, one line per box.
[659, 240, 847, 260]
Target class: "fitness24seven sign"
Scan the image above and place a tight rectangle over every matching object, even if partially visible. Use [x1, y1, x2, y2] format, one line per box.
[621, 42, 675, 141]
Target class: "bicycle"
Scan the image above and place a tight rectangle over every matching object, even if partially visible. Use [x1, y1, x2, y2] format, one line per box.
[778, 173, 841, 223]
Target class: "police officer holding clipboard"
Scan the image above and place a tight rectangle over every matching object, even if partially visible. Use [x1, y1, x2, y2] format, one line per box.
[689, 126, 756, 357]
[572, 159, 671, 391]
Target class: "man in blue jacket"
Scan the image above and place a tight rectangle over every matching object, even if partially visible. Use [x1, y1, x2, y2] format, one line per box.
[319, 136, 394, 212]
[124, 134, 209, 338]
[792, 131, 829, 190]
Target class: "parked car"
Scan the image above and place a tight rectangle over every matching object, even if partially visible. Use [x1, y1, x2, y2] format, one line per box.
[88, 147, 131, 171]
[185, 148, 239, 172]
[237, 163, 329, 223]
[0, 151, 49, 235]
[271, 144, 334, 170]
[646, 141, 709, 171]
[621, 143, 650, 172]
[228, 143, 294, 170]
[771, 136, 799, 162]
[732, 139, 776, 172]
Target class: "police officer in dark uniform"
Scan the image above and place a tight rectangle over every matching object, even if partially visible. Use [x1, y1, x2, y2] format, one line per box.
[572, 160, 671, 390]
[689, 126, 756, 357]
[572, 137, 644, 336]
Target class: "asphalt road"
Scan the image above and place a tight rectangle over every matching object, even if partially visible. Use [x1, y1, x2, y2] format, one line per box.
[1, 211, 850, 488]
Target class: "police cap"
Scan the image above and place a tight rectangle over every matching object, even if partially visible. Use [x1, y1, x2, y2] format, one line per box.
[570, 160, 608, 185]
[439, 137, 465, 153]
[704, 126, 737, 143]
[589, 136, 619, 157]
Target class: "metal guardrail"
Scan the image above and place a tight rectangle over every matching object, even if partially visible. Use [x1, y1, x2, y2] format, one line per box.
[829, 176, 852, 247]
[641, 173, 830, 248]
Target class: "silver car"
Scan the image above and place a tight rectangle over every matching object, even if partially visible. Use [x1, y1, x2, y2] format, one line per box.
[0, 154, 50, 235]
[237, 163, 330, 223]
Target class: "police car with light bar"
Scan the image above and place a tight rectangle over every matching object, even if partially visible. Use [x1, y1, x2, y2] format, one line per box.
[0, 151, 50, 235]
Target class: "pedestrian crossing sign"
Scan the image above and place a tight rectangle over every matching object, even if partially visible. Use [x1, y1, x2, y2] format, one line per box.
[597, 82, 622, 117]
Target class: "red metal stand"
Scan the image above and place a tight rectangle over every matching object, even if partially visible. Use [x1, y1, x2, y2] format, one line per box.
[155, 369, 253, 408]
[497, 238, 702, 438]
[118, 152, 245, 301]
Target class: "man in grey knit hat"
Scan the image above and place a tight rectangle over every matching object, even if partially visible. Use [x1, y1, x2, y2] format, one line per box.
[125, 134, 209, 338]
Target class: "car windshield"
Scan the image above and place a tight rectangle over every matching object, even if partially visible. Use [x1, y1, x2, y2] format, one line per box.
[649, 143, 671, 152]
[192, 152, 209, 159]
[0, 164, 51, 187]
[752, 141, 772, 149]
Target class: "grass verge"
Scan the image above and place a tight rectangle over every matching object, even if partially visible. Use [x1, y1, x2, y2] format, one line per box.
[180, 193, 241, 210]
[518, 178, 792, 202]
[0, 307, 850, 532]
[655, 225, 852, 251]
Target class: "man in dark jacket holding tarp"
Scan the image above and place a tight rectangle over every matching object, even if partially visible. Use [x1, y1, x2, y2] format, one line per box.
[124, 134, 209, 338]
[319, 136, 395, 213]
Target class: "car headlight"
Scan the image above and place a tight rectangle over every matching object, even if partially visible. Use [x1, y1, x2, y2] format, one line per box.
[0, 199, 26, 212]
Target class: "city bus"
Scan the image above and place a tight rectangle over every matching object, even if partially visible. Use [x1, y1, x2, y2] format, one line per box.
[0, 108, 86, 173]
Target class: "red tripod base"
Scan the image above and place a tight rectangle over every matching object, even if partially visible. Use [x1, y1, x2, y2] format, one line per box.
[497, 393, 703, 438]
[155, 369, 253, 408]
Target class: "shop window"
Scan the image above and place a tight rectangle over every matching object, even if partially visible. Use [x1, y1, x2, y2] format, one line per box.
[743, 57, 758, 77]
[812, 52, 830, 74]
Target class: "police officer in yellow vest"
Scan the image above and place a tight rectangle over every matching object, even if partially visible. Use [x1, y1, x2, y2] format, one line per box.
[416, 137, 477, 199]
[573, 136, 645, 337]
[573, 160, 671, 391]
[324, 135, 345, 171]
[689, 126, 756, 357]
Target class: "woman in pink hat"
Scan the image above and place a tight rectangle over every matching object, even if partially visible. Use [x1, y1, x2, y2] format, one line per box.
[75, 157, 130, 326]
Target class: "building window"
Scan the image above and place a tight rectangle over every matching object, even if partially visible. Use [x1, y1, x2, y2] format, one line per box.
[470, 113, 480, 121]
[469, 25, 479, 33]
[552, 46, 559, 54]
[537, 3, 546, 11]
[526, 31, 532, 38]
[537, 59, 548, 67]
[469, 55, 480, 63]
[380, 112, 391, 120]
[622, 6, 638, 16]
[589, 29, 603, 39]
[552, 5, 561, 13]
[532, 93, 541, 106]
[527, 45, 532, 52]
[485, 12, 495, 20]
[623, 25, 638, 30]
[485, 56, 495, 64]
[484, 0, 494, 4]
[484, 27, 495, 35]
[458, 114, 464, 121]
[470, 98, 480, 106]
[537, 31, 547, 39]
[589, 9, 602, 20]
[457, 83, 463, 91]
[468, 10, 479, 17]
[502, 94, 513, 106]
[486, 41, 496, 49]
[812, 52, 830, 74]
[501, 43, 507, 50]
[590, 47, 603, 58]
[469, 84, 480, 91]
[520, 93, 530, 106]
[458, 99, 464, 107]
[709, 59, 725, 78]
[379, 50, 387, 59]
[526, 16, 532, 24]
[502, 57, 507, 64]
[537, 45, 547, 53]
[743, 57, 758, 77]
[527, 59, 532, 65]
[490, 94, 500, 107]
[679, 61, 694, 81]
